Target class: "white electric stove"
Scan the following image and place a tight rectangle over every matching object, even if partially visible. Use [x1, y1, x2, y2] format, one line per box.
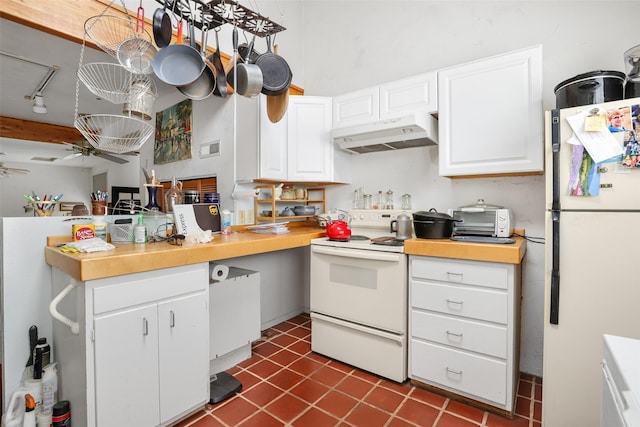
[309, 209, 412, 382]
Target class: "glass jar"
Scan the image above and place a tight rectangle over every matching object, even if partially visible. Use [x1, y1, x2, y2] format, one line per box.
[385, 189, 394, 209]
[401, 194, 412, 210]
[164, 177, 183, 213]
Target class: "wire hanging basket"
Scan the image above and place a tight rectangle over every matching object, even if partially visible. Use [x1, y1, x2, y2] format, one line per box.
[74, 114, 154, 154]
[84, 15, 150, 58]
[77, 62, 134, 104]
[117, 36, 157, 75]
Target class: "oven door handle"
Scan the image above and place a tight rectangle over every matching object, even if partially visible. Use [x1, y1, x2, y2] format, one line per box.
[311, 245, 403, 262]
[310, 312, 404, 344]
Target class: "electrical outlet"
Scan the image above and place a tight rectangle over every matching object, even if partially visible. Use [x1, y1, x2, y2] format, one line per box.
[246, 210, 255, 224]
[238, 210, 246, 224]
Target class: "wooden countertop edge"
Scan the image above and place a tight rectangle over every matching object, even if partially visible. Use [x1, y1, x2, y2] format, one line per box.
[46, 227, 326, 281]
[45, 228, 527, 281]
[403, 237, 527, 264]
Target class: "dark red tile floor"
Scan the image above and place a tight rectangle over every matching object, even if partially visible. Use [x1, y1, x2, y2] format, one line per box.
[174, 314, 542, 427]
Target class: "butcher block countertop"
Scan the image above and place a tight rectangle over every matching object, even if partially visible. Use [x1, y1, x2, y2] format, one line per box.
[46, 224, 326, 282]
[404, 235, 527, 264]
[46, 223, 527, 282]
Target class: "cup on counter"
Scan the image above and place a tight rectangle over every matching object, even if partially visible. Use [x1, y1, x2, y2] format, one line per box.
[92, 200, 107, 215]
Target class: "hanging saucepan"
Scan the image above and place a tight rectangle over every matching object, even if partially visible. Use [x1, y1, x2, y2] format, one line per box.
[227, 28, 263, 98]
[151, 18, 205, 87]
[152, 0, 172, 48]
[211, 28, 227, 98]
[254, 35, 292, 96]
[177, 24, 216, 100]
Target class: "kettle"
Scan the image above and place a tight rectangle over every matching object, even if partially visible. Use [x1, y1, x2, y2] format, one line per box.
[390, 212, 412, 240]
[326, 219, 352, 241]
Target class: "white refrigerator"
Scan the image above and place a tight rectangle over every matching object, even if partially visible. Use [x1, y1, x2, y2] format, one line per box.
[543, 97, 640, 426]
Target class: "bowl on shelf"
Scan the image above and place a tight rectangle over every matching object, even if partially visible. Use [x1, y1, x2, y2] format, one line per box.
[294, 205, 316, 216]
[261, 210, 273, 217]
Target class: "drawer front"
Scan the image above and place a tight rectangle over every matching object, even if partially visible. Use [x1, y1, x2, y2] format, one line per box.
[93, 264, 208, 314]
[410, 340, 507, 406]
[411, 310, 507, 359]
[411, 281, 507, 324]
[411, 257, 509, 290]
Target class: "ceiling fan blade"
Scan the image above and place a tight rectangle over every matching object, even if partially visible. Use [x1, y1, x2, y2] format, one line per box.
[61, 152, 83, 160]
[95, 152, 129, 164]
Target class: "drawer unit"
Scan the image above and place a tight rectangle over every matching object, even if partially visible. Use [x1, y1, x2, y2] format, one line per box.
[411, 256, 509, 290]
[409, 256, 521, 415]
[411, 340, 507, 405]
[411, 280, 507, 324]
[411, 310, 507, 358]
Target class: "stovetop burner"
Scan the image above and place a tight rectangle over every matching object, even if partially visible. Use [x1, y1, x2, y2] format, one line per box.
[349, 235, 370, 241]
[328, 235, 370, 243]
[372, 239, 405, 247]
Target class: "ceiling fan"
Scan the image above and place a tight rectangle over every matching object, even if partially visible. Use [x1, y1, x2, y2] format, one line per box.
[62, 140, 138, 164]
[0, 162, 30, 177]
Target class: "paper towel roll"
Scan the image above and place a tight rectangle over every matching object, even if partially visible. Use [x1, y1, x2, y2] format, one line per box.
[209, 263, 229, 281]
[231, 189, 260, 199]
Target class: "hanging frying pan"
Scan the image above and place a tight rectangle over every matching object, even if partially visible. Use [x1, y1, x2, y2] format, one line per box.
[254, 35, 292, 96]
[151, 18, 205, 87]
[152, 0, 171, 48]
[211, 28, 227, 98]
[177, 24, 216, 100]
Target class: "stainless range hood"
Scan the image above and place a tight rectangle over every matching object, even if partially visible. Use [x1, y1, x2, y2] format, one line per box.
[331, 112, 438, 154]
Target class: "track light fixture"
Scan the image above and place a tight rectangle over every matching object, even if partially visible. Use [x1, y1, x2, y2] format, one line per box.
[32, 93, 47, 114]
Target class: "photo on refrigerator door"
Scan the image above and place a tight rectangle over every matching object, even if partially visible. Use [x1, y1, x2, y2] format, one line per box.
[568, 144, 600, 196]
[621, 128, 639, 168]
[606, 106, 631, 132]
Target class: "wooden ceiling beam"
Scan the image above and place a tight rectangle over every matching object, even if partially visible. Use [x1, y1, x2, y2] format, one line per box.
[0, 116, 82, 144]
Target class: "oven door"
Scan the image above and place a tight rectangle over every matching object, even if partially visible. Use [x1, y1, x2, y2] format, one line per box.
[310, 244, 407, 333]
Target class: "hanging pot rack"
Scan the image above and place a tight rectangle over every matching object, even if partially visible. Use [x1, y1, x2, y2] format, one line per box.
[154, 0, 286, 37]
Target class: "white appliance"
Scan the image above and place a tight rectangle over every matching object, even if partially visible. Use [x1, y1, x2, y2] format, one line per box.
[310, 209, 410, 382]
[543, 97, 640, 427]
[601, 335, 640, 427]
[330, 113, 438, 154]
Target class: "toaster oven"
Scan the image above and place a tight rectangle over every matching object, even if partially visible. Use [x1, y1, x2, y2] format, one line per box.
[448, 204, 513, 237]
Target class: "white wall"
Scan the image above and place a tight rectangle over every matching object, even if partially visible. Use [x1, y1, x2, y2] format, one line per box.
[0, 163, 92, 216]
[298, 0, 640, 376]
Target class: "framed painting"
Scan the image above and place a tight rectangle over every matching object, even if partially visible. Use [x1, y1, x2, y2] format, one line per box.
[154, 99, 193, 164]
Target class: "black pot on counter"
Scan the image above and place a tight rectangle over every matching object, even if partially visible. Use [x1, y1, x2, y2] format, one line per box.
[412, 209, 458, 239]
[554, 70, 626, 108]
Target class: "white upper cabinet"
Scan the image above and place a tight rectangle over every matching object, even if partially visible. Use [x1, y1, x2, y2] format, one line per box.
[259, 95, 351, 183]
[379, 73, 438, 120]
[333, 72, 437, 129]
[438, 45, 543, 177]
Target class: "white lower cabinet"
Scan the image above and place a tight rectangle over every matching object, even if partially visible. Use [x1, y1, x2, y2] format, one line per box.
[409, 256, 521, 414]
[51, 263, 209, 427]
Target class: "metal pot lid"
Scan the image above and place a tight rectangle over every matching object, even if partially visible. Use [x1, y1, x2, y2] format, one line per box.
[413, 208, 454, 220]
[554, 70, 627, 93]
[458, 198, 503, 209]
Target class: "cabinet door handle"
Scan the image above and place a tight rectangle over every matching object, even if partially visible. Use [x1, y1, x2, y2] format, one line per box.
[446, 299, 464, 306]
[446, 330, 463, 338]
[446, 367, 463, 376]
[169, 310, 175, 328]
[142, 317, 149, 336]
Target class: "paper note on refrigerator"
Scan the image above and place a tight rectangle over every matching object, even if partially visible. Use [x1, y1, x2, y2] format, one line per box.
[565, 111, 624, 163]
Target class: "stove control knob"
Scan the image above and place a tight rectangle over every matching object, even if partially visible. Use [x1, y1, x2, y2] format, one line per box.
[359, 214, 365, 220]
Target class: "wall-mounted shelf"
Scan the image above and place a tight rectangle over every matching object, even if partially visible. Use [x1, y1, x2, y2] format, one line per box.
[156, 0, 286, 37]
[255, 185, 325, 223]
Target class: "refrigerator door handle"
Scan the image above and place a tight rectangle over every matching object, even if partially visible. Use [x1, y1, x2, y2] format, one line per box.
[551, 109, 561, 211]
[550, 209, 560, 325]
